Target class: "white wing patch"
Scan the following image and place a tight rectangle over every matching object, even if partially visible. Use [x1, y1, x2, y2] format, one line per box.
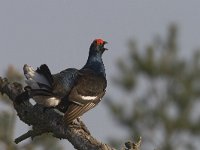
[80, 95, 98, 101]
[46, 97, 60, 106]
[34, 96, 61, 107]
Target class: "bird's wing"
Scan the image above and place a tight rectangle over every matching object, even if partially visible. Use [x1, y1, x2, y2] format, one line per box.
[63, 92, 104, 125]
[63, 68, 106, 124]
[67, 68, 107, 104]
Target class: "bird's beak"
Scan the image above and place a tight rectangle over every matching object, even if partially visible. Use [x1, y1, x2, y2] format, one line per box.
[103, 41, 108, 45]
[103, 41, 108, 50]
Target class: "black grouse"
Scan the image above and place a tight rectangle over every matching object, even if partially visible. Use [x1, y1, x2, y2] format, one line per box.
[16, 39, 108, 125]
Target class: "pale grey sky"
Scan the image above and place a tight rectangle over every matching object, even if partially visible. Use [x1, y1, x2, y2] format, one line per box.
[0, 0, 200, 149]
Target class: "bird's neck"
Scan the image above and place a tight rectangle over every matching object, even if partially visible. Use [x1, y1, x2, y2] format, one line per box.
[84, 52, 106, 77]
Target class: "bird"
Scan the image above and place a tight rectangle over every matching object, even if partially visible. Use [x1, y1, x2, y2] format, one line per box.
[16, 39, 108, 125]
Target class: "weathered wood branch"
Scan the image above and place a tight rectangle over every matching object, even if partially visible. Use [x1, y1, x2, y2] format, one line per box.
[0, 77, 141, 150]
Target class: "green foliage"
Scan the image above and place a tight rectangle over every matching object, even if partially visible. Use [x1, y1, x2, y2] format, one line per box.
[0, 66, 63, 150]
[107, 25, 200, 150]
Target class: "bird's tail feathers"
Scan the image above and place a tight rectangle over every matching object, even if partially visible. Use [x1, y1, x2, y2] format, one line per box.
[23, 64, 53, 90]
[15, 64, 56, 105]
[15, 87, 56, 105]
[28, 88, 54, 97]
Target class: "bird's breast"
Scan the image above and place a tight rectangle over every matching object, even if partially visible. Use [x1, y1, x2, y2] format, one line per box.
[77, 74, 107, 96]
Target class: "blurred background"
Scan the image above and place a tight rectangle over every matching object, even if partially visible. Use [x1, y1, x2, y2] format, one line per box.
[0, 1, 200, 150]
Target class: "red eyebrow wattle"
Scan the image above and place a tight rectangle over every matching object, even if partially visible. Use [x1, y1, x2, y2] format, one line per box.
[95, 39, 104, 45]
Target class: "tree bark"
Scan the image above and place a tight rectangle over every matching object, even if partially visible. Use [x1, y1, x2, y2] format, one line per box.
[0, 77, 141, 150]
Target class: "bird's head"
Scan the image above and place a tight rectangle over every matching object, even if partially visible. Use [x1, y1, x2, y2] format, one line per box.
[89, 39, 108, 55]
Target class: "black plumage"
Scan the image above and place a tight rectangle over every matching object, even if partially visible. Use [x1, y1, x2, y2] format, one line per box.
[36, 64, 54, 87]
[16, 39, 108, 125]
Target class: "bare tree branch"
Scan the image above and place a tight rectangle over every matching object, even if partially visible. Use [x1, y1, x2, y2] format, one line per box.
[15, 129, 45, 144]
[0, 77, 141, 150]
